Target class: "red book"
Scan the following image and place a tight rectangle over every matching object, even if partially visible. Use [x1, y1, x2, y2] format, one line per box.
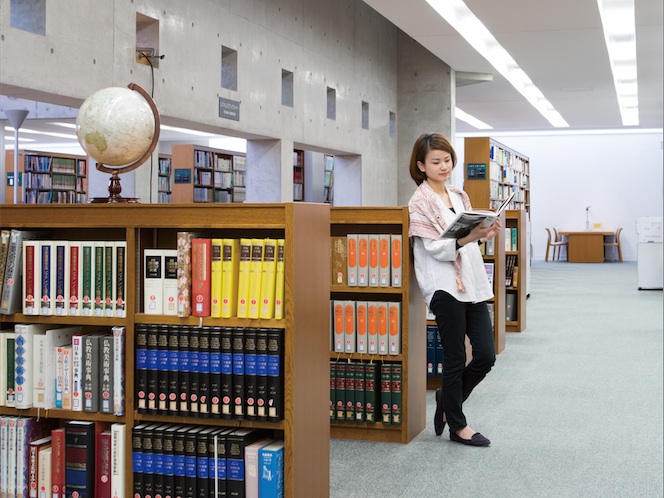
[51, 428, 66, 498]
[96, 430, 112, 498]
[191, 238, 212, 317]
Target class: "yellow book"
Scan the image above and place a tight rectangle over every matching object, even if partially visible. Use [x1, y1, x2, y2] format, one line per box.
[273, 239, 286, 320]
[247, 238, 265, 319]
[210, 238, 223, 318]
[236, 238, 252, 318]
[221, 238, 240, 318]
[259, 238, 277, 319]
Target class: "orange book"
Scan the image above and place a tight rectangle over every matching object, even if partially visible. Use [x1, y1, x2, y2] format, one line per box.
[390, 234, 402, 287]
[356, 301, 368, 354]
[191, 238, 212, 317]
[346, 234, 358, 286]
[388, 302, 401, 355]
[357, 234, 369, 287]
[367, 301, 378, 354]
[379, 234, 391, 287]
[344, 300, 356, 353]
[377, 301, 388, 355]
[368, 235, 379, 287]
[332, 300, 344, 352]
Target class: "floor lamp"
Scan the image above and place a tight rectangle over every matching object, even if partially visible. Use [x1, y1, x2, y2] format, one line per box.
[4, 109, 30, 204]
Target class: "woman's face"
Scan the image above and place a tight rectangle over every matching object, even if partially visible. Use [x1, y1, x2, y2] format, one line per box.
[418, 148, 454, 185]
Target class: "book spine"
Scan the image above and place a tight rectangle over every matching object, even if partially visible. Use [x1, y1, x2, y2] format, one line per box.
[110, 423, 126, 498]
[191, 238, 212, 317]
[258, 239, 277, 319]
[114, 241, 126, 318]
[368, 234, 379, 287]
[104, 242, 115, 317]
[1, 230, 26, 314]
[51, 428, 65, 498]
[208, 327, 221, 418]
[54, 240, 69, 316]
[144, 249, 164, 315]
[195, 432, 209, 498]
[40, 241, 55, 316]
[131, 426, 144, 498]
[93, 242, 105, 317]
[266, 328, 283, 421]
[161, 428, 175, 498]
[68, 242, 82, 316]
[378, 234, 391, 287]
[244, 328, 257, 421]
[235, 238, 252, 318]
[380, 363, 392, 425]
[344, 361, 355, 421]
[188, 328, 200, 416]
[354, 362, 365, 422]
[232, 327, 245, 419]
[173, 429, 186, 498]
[96, 431, 112, 498]
[356, 301, 368, 354]
[64, 422, 95, 498]
[112, 326, 126, 416]
[178, 327, 190, 415]
[141, 426, 154, 498]
[163, 249, 179, 316]
[364, 363, 377, 424]
[357, 234, 369, 286]
[273, 239, 285, 320]
[151, 427, 164, 498]
[6, 335, 16, 407]
[15, 324, 38, 408]
[198, 326, 211, 418]
[220, 327, 233, 420]
[332, 300, 344, 353]
[390, 234, 402, 287]
[184, 430, 197, 498]
[22, 240, 40, 315]
[177, 231, 194, 317]
[146, 325, 159, 413]
[134, 325, 148, 414]
[330, 236, 347, 286]
[344, 300, 356, 354]
[61, 346, 72, 410]
[157, 325, 170, 415]
[37, 447, 52, 498]
[390, 363, 402, 425]
[32, 335, 46, 408]
[258, 442, 284, 498]
[82, 335, 101, 412]
[167, 326, 180, 414]
[247, 239, 264, 319]
[388, 302, 401, 355]
[346, 234, 358, 287]
[210, 239, 223, 318]
[367, 302, 378, 355]
[100, 335, 114, 414]
[80, 242, 94, 316]
[377, 302, 388, 355]
[220, 239, 239, 319]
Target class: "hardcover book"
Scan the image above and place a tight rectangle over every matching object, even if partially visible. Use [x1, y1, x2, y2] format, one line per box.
[368, 234, 379, 287]
[163, 249, 179, 316]
[356, 301, 368, 354]
[356, 234, 369, 287]
[273, 239, 285, 320]
[259, 239, 277, 319]
[231, 327, 245, 419]
[80, 241, 95, 317]
[332, 300, 344, 353]
[191, 238, 212, 317]
[247, 238, 265, 319]
[258, 440, 285, 498]
[377, 301, 389, 356]
[22, 239, 41, 315]
[225, 429, 264, 498]
[68, 241, 82, 316]
[143, 249, 164, 315]
[235, 238, 252, 318]
[53, 240, 69, 316]
[343, 300, 356, 354]
[390, 235, 402, 288]
[14, 323, 50, 408]
[266, 328, 284, 421]
[135, 324, 148, 414]
[50, 427, 65, 498]
[330, 236, 347, 285]
[114, 241, 127, 317]
[39, 241, 55, 316]
[64, 421, 96, 498]
[220, 238, 240, 318]
[346, 234, 358, 287]
[388, 302, 401, 356]
[2, 230, 41, 315]
[210, 238, 223, 318]
[35, 326, 81, 409]
[103, 241, 115, 317]
[439, 190, 515, 239]
[390, 363, 403, 425]
[96, 430, 112, 498]
[379, 234, 391, 287]
[110, 423, 126, 498]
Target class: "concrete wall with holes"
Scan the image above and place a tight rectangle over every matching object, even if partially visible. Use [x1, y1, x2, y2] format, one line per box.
[1, 0, 431, 205]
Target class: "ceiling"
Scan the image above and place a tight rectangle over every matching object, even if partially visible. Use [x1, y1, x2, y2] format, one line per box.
[2, 0, 662, 153]
[365, 0, 663, 133]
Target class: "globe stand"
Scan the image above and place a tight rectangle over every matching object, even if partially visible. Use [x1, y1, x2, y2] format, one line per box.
[89, 170, 139, 203]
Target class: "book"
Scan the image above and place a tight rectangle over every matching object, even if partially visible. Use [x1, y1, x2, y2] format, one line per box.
[377, 302, 389, 355]
[51, 428, 65, 498]
[110, 423, 126, 498]
[53, 240, 69, 316]
[198, 326, 211, 417]
[134, 324, 148, 414]
[368, 234, 379, 287]
[0, 331, 13, 406]
[176, 231, 197, 317]
[220, 327, 233, 419]
[353, 362, 366, 422]
[273, 239, 285, 320]
[191, 238, 212, 317]
[144, 249, 164, 315]
[37, 446, 52, 498]
[114, 240, 127, 317]
[0, 230, 11, 295]
[60, 345, 73, 410]
[100, 334, 114, 414]
[82, 333, 105, 412]
[356, 234, 368, 287]
[167, 326, 180, 414]
[331, 300, 344, 353]
[68, 241, 82, 316]
[65, 421, 96, 498]
[439, 190, 516, 239]
[80, 241, 95, 317]
[17, 418, 56, 498]
[390, 363, 403, 425]
[378, 234, 391, 287]
[208, 327, 221, 418]
[255, 328, 269, 422]
[22, 239, 41, 316]
[367, 302, 378, 355]
[243, 328, 257, 421]
[380, 363, 392, 425]
[14, 323, 50, 408]
[225, 429, 264, 498]
[236, 238, 252, 318]
[244, 438, 274, 498]
[344, 300, 356, 353]
[220, 238, 240, 318]
[346, 234, 357, 286]
[259, 238, 277, 319]
[247, 238, 264, 319]
[232, 327, 245, 419]
[93, 241, 106, 317]
[355, 301, 368, 354]
[258, 440, 285, 498]
[112, 326, 126, 416]
[330, 236, 347, 285]
[177, 327, 190, 415]
[390, 234, 402, 287]
[388, 302, 401, 355]
[266, 328, 284, 421]
[163, 249, 179, 316]
[210, 238, 223, 318]
[1, 230, 41, 315]
[39, 241, 56, 316]
[35, 326, 81, 409]
[96, 430, 112, 498]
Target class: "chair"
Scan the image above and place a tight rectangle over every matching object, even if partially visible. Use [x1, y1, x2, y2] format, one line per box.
[545, 228, 568, 261]
[604, 228, 623, 262]
[553, 227, 568, 260]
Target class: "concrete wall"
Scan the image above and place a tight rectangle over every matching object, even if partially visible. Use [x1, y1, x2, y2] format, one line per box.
[0, 0, 407, 205]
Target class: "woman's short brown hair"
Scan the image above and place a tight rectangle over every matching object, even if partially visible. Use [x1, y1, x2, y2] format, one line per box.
[408, 132, 457, 185]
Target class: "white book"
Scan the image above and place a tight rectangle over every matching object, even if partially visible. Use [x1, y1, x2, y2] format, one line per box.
[22, 240, 41, 316]
[112, 326, 126, 416]
[52, 240, 69, 317]
[67, 241, 82, 316]
[70, 333, 87, 412]
[2, 332, 16, 407]
[37, 446, 52, 498]
[110, 423, 126, 498]
[6, 416, 18, 498]
[439, 190, 516, 239]
[244, 439, 274, 498]
[32, 334, 47, 408]
[61, 346, 72, 410]
[36, 326, 81, 409]
[39, 240, 56, 316]
[114, 241, 127, 318]
[144, 249, 164, 315]
[14, 323, 50, 408]
[162, 249, 178, 316]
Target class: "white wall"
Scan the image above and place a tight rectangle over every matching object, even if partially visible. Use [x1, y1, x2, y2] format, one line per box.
[456, 131, 664, 261]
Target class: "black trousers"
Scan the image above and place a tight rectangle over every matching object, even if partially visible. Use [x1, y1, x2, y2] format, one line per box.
[429, 290, 496, 432]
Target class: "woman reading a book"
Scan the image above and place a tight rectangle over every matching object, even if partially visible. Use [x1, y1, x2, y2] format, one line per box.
[408, 132, 501, 447]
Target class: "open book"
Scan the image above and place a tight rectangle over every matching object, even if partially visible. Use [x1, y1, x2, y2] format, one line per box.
[440, 191, 516, 239]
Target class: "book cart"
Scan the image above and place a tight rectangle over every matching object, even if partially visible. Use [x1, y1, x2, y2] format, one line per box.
[0, 203, 330, 498]
[330, 207, 426, 444]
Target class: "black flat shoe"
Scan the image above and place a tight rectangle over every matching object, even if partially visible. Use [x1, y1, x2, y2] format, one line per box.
[434, 388, 445, 436]
[450, 431, 491, 447]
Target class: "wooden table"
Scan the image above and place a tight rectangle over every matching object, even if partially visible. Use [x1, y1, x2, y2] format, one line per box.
[559, 230, 614, 263]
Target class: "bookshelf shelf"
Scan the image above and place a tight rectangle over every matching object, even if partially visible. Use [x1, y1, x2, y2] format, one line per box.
[0, 203, 330, 498]
[329, 206, 426, 444]
[505, 209, 528, 332]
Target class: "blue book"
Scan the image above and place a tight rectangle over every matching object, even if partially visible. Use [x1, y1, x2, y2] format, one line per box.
[259, 440, 285, 498]
[65, 421, 95, 498]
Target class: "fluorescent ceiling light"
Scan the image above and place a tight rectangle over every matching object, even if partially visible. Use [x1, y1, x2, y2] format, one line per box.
[455, 108, 492, 129]
[426, 0, 569, 128]
[4, 135, 34, 141]
[160, 124, 218, 137]
[49, 122, 77, 129]
[3, 126, 77, 139]
[596, 0, 639, 126]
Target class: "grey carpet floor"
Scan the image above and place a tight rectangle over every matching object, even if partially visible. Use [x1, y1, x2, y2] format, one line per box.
[330, 261, 664, 498]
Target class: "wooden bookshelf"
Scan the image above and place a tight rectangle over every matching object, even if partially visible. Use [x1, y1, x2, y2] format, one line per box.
[0, 203, 331, 498]
[465, 136, 528, 337]
[170, 144, 245, 203]
[329, 207, 426, 444]
[505, 209, 527, 332]
[4, 150, 87, 204]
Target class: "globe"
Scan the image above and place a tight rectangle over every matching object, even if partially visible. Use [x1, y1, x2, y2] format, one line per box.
[75, 83, 160, 202]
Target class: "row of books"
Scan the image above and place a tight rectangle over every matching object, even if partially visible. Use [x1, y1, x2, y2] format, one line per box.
[0, 417, 126, 498]
[24, 155, 86, 176]
[330, 361, 402, 426]
[0, 324, 125, 414]
[148, 236, 285, 320]
[505, 254, 519, 288]
[426, 325, 444, 378]
[132, 424, 283, 498]
[330, 234, 402, 288]
[331, 300, 401, 355]
[505, 227, 518, 252]
[478, 237, 496, 256]
[136, 325, 283, 422]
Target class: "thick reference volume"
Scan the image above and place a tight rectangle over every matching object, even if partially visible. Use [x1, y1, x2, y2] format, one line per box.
[439, 190, 516, 239]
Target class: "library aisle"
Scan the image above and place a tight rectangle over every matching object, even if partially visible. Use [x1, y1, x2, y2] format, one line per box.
[330, 261, 663, 497]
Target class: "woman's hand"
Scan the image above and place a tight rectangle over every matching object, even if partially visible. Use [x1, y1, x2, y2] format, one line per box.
[459, 218, 503, 247]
